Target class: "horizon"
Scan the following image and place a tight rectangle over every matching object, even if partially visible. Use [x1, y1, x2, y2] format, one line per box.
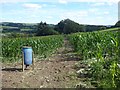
[0, 19, 117, 26]
[1, 0, 119, 25]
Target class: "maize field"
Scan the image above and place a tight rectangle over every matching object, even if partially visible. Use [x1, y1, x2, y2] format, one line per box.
[2, 35, 64, 62]
[68, 31, 120, 88]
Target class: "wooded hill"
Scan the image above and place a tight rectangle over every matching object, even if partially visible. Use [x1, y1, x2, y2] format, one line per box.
[115, 20, 120, 27]
[1, 19, 119, 36]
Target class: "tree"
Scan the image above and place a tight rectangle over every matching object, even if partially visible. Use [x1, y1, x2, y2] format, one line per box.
[55, 19, 85, 34]
[36, 21, 59, 36]
[114, 20, 120, 27]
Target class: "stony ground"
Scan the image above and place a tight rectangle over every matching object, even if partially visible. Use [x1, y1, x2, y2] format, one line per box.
[2, 38, 95, 88]
[2, 38, 84, 88]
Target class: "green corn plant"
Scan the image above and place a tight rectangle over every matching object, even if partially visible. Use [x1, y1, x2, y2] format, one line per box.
[68, 31, 119, 88]
[2, 35, 64, 62]
[110, 61, 117, 88]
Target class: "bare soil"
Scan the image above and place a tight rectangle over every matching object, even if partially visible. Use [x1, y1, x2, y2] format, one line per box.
[2, 38, 82, 88]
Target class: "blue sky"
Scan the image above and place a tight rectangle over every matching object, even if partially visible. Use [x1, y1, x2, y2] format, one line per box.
[0, 0, 119, 25]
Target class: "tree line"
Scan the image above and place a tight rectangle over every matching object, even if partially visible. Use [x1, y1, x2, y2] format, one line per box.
[1, 19, 119, 36]
[36, 19, 107, 36]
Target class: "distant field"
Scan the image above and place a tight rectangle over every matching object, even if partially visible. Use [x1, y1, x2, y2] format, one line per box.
[21, 28, 34, 31]
[98, 27, 119, 32]
[0, 26, 19, 29]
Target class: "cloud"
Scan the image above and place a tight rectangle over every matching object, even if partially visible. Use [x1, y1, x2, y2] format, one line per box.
[96, 16, 104, 19]
[103, 11, 109, 15]
[65, 0, 119, 3]
[1, 0, 118, 25]
[0, 0, 28, 4]
[23, 3, 42, 9]
[58, 8, 114, 25]
[0, 0, 119, 4]
[91, 2, 105, 6]
[46, 16, 53, 19]
[42, 4, 47, 7]
[88, 8, 98, 13]
[60, 11, 88, 20]
[88, 8, 109, 16]
[75, 16, 117, 25]
[91, 2, 117, 7]
[57, 0, 119, 3]
[58, 0, 67, 4]
[107, 2, 116, 6]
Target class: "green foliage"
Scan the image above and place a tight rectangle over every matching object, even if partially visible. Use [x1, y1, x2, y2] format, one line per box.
[114, 20, 120, 27]
[85, 25, 107, 32]
[68, 31, 120, 88]
[68, 31, 118, 60]
[55, 19, 85, 34]
[2, 35, 64, 62]
[36, 22, 59, 36]
[55, 19, 108, 34]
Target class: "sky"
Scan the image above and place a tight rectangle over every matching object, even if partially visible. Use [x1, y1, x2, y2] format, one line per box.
[0, 0, 119, 25]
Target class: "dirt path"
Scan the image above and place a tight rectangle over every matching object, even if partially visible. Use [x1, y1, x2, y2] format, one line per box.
[2, 37, 81, 88]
